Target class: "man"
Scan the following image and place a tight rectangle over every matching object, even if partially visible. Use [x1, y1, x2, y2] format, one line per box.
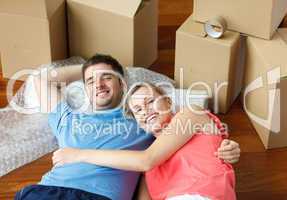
[15, 54, 241, 200]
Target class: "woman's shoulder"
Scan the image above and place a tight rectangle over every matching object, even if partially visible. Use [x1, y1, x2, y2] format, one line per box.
[173, 105, 210, 123]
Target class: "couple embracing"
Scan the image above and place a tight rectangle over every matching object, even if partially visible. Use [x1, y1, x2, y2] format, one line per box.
[15, 54, 240, 200]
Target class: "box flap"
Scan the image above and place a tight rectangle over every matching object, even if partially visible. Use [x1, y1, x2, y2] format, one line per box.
[45, 0, 65, 19]
[177, 15, 207, 37]
[0, 0, 48, 19]
[70, 0, 142, 17]
[278, 28, 287, 44]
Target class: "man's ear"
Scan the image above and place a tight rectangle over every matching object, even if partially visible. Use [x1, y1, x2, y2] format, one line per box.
[118, 78, 128, 95]
[119, 78, 123, 86]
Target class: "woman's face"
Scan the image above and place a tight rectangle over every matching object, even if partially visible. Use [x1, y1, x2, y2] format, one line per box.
[128, 86, 173, 135]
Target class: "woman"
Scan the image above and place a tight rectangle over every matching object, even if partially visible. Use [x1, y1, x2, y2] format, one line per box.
[53, 82, 236, 200]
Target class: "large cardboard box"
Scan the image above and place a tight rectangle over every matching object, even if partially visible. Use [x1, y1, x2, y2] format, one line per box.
[67, 0, 158, 68]
[193, 0, 287, 40]
[174, 16, 246, 114]
[0, 0, 68, 79]
[243, 28, 287, 149]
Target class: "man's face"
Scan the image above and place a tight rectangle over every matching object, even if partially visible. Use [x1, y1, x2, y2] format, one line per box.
[84, 63, 123, 110]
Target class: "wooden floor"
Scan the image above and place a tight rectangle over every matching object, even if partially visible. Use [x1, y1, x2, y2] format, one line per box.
[1, 1, 287, 199]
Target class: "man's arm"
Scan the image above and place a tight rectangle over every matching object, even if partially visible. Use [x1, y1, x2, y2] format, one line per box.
[46, 64, 83, 83]
[33, 64, 82, 113]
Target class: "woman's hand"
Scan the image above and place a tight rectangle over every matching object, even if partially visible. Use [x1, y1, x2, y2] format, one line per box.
[52, 148, 83, 167]
[215, 139, 241, 164]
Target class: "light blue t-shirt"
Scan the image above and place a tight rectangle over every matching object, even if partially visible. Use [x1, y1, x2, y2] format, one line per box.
[40, 102, 154, 200]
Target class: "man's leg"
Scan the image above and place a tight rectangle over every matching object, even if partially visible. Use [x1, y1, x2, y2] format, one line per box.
[15, 184, 111, 200]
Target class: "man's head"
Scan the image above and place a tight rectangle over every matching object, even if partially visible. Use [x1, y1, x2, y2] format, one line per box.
[82, 54, 125, 110]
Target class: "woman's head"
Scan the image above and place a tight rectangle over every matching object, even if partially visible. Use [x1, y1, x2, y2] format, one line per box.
[124, 82, 173, 135]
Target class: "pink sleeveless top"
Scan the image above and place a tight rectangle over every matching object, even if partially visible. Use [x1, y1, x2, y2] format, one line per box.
[145, 111, 236, 200]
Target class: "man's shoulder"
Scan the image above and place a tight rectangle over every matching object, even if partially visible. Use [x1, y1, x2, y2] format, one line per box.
[49, 101, 72, 115]
[48, 101, 73, 133]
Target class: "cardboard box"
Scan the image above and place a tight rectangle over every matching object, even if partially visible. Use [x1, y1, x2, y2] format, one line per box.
[193, 0, 287, 40]
[0, 0, 68, 79]
[174, 16, 246, 114]
[67, 0, 158, 68]
[243, 28, 287, 149]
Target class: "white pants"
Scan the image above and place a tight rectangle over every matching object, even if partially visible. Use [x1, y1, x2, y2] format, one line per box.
[167, 194, 211, 200]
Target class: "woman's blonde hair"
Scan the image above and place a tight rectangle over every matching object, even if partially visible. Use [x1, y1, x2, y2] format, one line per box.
[123, 82, 168, 119]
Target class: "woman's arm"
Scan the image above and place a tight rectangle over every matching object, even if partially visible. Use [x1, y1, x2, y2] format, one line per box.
[53, 106, 211, 171]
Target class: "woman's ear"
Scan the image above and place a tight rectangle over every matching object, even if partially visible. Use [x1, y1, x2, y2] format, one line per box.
[165, 96, 175, 113]
[166, 97, 172, 106]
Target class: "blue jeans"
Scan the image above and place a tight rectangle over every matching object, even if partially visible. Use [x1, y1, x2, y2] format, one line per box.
[15, 184, 111, 200]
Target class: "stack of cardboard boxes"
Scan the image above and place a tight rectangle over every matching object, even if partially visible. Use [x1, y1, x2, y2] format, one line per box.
[0, 0, 158, 79]
[174, 0, 287, 149]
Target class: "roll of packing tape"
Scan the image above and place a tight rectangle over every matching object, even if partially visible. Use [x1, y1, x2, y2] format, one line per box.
[204, 16, 227, 39]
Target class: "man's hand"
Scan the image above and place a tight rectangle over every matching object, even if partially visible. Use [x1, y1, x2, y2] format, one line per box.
[52, 148, 83, 167]
[215, 139, 240, 164]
